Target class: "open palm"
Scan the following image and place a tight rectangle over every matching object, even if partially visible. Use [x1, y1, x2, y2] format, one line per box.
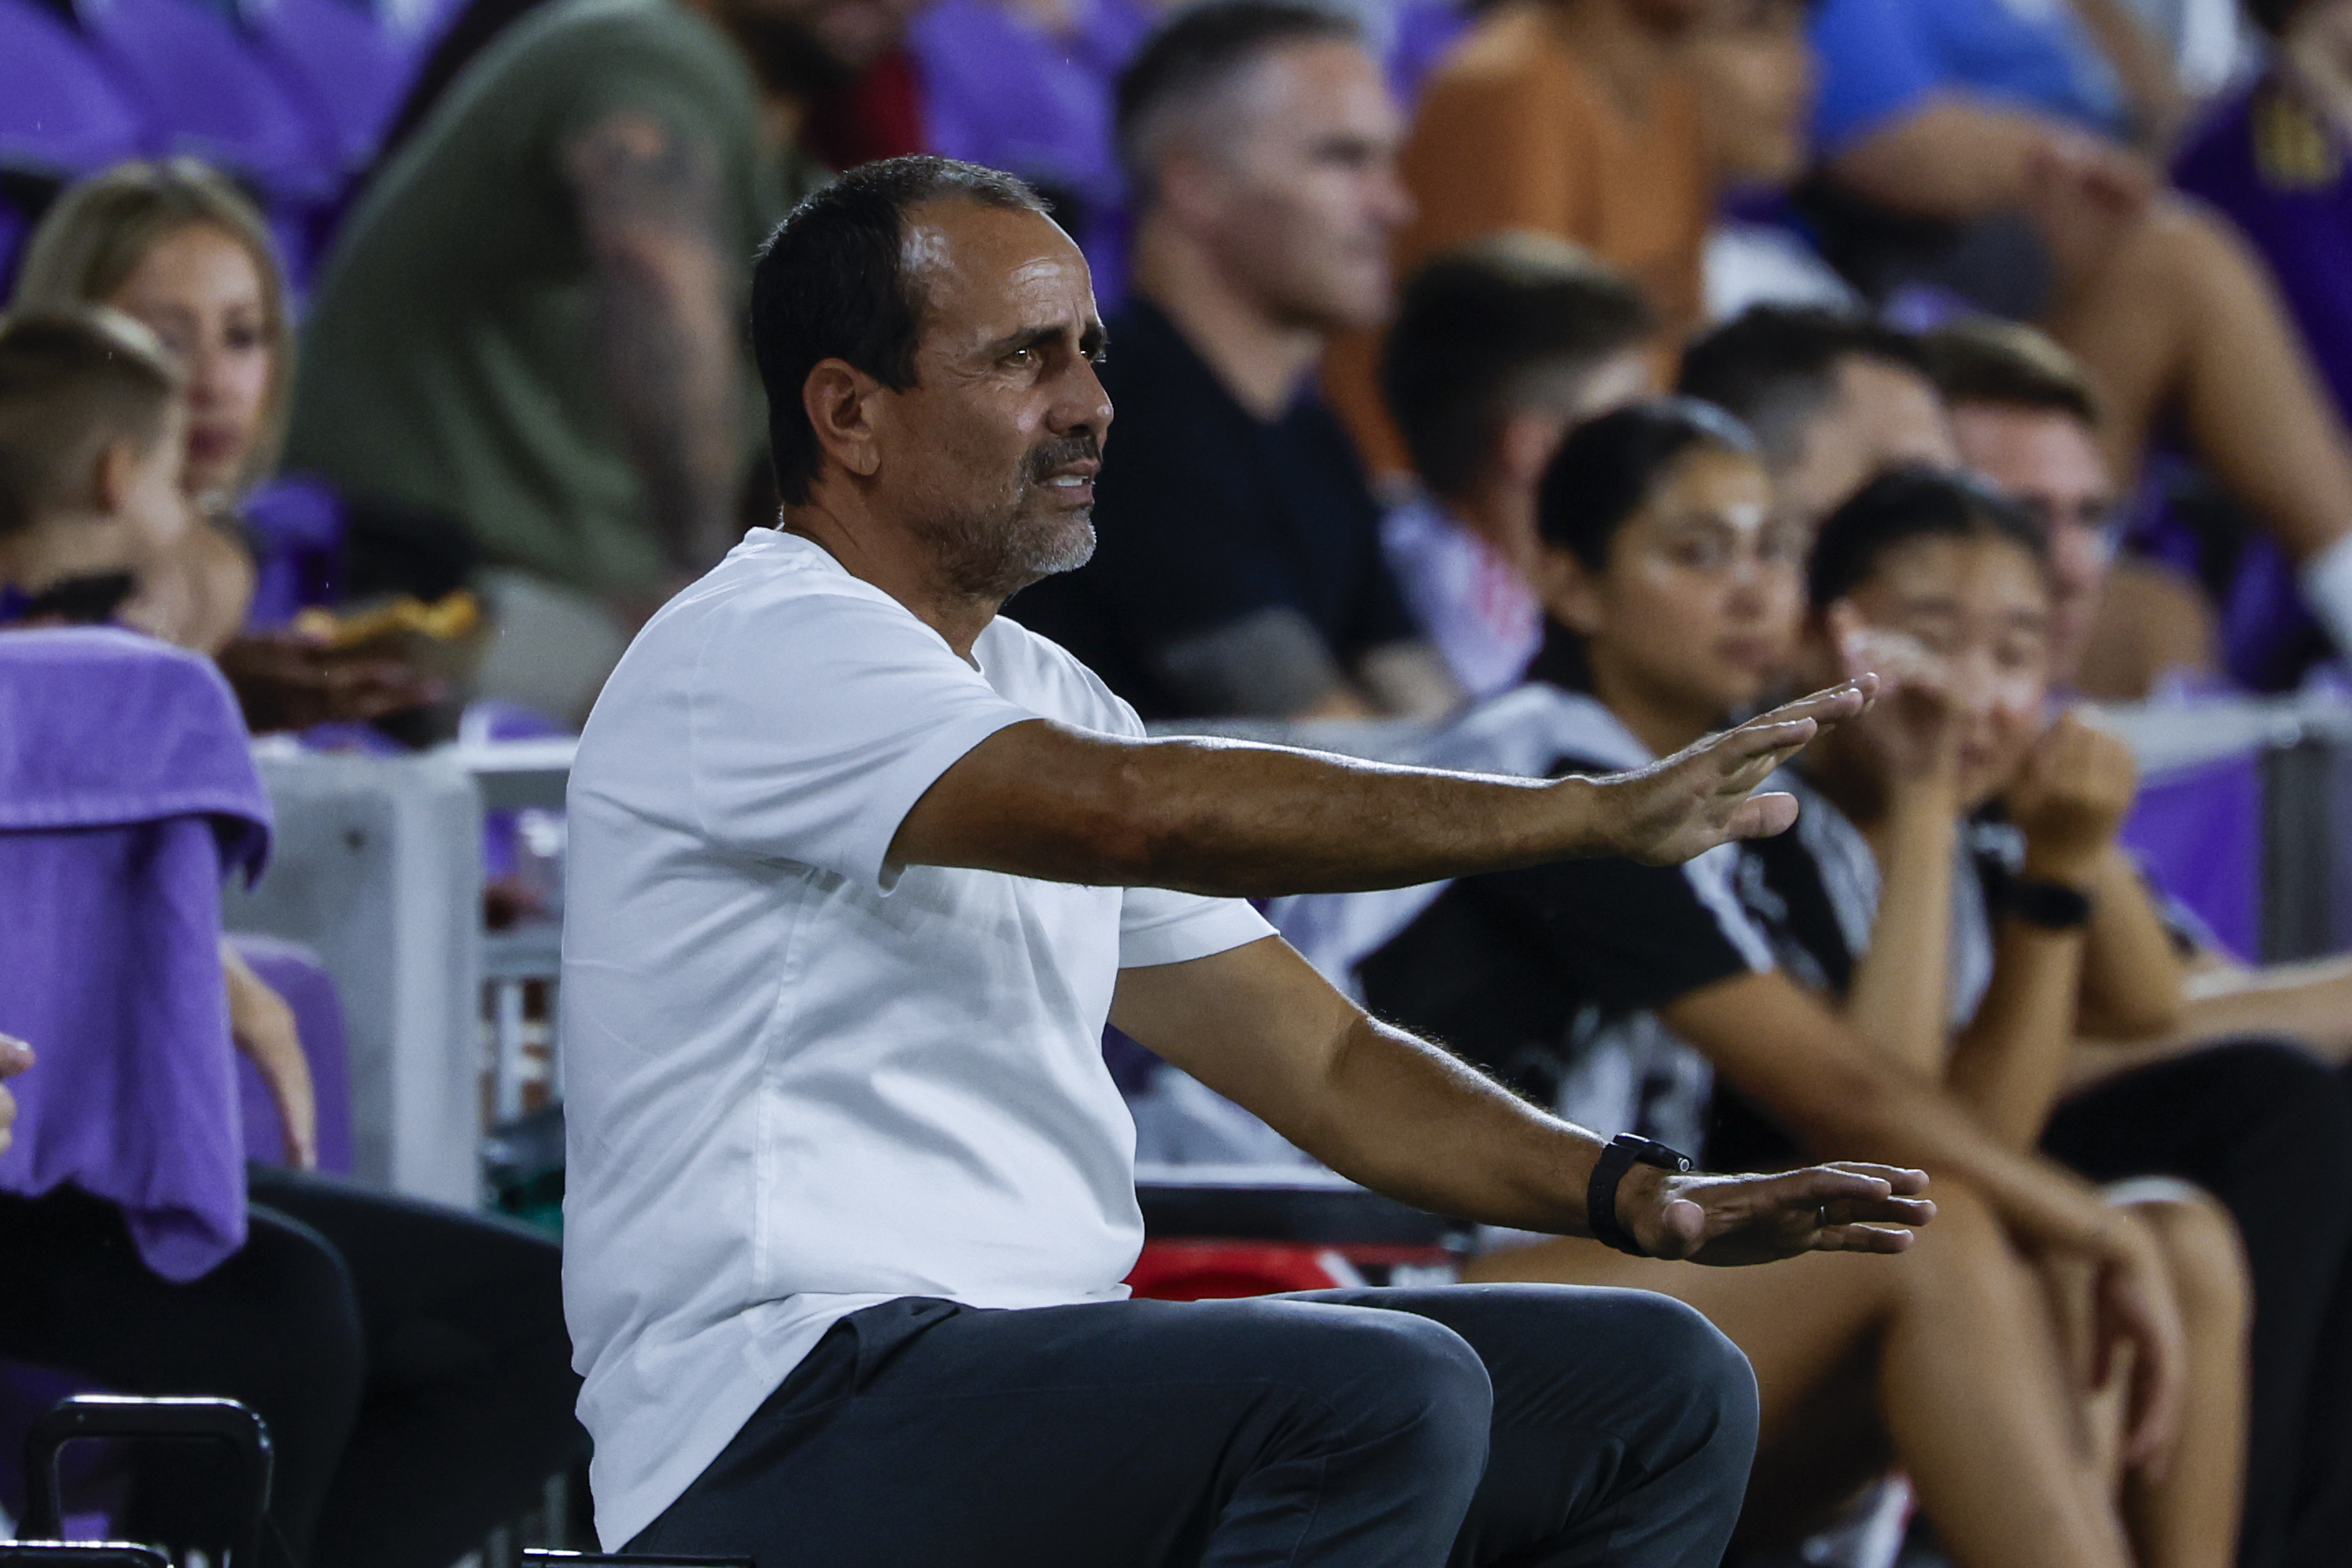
[1599, 679, 1878, 867]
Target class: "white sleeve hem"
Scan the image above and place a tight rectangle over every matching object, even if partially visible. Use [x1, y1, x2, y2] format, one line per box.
[863, 709, 1038, 893]
[1118, 898, 1278, 969]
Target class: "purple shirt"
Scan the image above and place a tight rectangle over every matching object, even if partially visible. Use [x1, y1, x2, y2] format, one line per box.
[2176, 78, 2352, 421]
[0, 628, 272, 1281]
[2154, 79, 2352, 688]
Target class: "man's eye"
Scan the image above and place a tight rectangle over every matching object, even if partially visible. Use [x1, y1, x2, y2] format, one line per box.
[1004, 347, 1037, 367]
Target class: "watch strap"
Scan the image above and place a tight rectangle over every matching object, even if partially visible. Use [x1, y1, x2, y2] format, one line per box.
[1586, 1133, 1695, 1257]
[2001, 876, 2094, 931]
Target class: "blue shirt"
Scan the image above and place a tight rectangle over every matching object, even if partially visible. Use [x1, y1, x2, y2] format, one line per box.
[1809, 0, 2128, 158]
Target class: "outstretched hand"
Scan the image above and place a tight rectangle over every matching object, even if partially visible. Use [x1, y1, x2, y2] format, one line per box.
[1594, 678, 1878, 866]
[1614, 1160, 1936, 1266]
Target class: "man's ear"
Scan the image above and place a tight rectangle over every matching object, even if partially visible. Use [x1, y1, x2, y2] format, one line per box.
[1148, 143, 1228, 235]
[802, 359, 887, 482]
[91, 438, 137, 516]
[1493, 409, 1569, 490]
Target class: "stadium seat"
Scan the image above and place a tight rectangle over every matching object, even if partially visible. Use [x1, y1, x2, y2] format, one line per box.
[68, 0, 344, 283]
[241, 0, 421, 180]
[0, 0, 145, 288]
[16, 1396, 272, 1568]
[0, 1, 144, 180]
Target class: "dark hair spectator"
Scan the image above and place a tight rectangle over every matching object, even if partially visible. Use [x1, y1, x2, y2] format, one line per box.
[1537, 397, 1757, 572]
[1677, 305, 1927, 469]
[1807, 464, 2047, 611]
[1009, 0, 1447, 720]
[0, 308, 180, 538]
[1373, 235, 1658, 699]
[1384, 236, 1652, 504]
[1675, 305, 1954, 527]
[753, 158, 1049, 507]
[1801, 0, 2352, 688]
[1922, 317, 2099, 428]
[1113, 0, 1362, 200]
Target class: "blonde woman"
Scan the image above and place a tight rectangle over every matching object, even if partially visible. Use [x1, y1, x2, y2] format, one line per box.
[14, 157, 435, 727]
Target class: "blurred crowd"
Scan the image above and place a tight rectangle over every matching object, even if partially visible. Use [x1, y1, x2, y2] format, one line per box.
[13, 0, 2352, 1561]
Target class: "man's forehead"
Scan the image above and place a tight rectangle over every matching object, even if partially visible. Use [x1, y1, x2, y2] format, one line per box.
[902, 201, 1097, 339]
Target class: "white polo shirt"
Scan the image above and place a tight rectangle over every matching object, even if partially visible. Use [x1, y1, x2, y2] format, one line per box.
[560, 530, 1275, 1546]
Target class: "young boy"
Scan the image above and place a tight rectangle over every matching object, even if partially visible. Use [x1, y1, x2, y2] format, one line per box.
[1379, 235, 1657, 696]
[0, 308, 190, 626]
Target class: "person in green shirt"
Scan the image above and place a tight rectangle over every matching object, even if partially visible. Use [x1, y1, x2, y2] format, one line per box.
[286, 0, 910, 723]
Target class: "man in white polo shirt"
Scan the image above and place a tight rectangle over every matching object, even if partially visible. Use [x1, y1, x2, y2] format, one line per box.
[560, 153, 1931, 1568]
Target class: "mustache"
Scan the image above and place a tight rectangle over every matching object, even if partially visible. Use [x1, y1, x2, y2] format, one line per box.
[1024, 435, 1101, 485]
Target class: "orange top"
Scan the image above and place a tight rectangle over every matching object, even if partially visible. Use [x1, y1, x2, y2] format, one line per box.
[1329, 2, 1711, 476]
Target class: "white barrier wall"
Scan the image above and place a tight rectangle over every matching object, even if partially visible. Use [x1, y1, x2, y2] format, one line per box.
[223, 748, 486, 1205]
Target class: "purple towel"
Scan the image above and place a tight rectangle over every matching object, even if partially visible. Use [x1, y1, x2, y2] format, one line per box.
[0, 627, 271, 875]
[0, 628, 272, 1282]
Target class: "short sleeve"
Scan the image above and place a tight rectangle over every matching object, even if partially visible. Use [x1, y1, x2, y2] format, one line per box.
[1359, 842, 1772, 1077]
[1118, 886, 1277, 969]
[686, 588, 1035, 892]
[1489, 849, 1772, 1014]
[1807, 0, 1950, 159]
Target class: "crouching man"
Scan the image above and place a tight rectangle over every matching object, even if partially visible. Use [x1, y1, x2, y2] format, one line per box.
[559, 156, 1931, 1568]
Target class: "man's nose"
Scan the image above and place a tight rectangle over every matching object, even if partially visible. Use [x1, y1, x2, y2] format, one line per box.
[1052, 358, 1114, 439]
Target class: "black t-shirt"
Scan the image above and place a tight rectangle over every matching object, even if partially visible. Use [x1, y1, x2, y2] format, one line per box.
[1352, 690, 1775, 1157]
[1006, 298, 1418, 719]
[1353, 689, 1885, 1167]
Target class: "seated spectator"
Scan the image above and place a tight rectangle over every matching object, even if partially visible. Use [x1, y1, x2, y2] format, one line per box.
[0, 329, 583, 1566]
[1694, 0, 1860, 319]
[15, 159, 443, 732]
[0, 307, 320, 1161]
[1354, 411, 2239, 1567]
[285, 0, 913, 725]
[0, 310, 191, 627]
[1934, 318, 2352, 1566]
[1395, 0, 1716, 336]
[1007, 0, 1455, 719]
[1800, 0, 2352, 683]
[1926, 316, 2219, 696]
[1379, 234, 1656, 697]
[1676, 303, 1957, 526]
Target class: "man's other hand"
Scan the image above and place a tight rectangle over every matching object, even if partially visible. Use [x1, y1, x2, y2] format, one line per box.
[0, 1032, 31, 1158]
[1618, 1160, 1934, 1265]
[1594, 679, 1878, 866]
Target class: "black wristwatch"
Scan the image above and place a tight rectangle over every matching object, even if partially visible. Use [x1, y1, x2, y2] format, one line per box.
[1587, 1133, 1695, 1258]
[2001, 876, 2095, 931]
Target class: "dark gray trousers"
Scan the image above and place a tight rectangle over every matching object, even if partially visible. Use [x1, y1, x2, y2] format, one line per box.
[626, 1283, 1759, 1568]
